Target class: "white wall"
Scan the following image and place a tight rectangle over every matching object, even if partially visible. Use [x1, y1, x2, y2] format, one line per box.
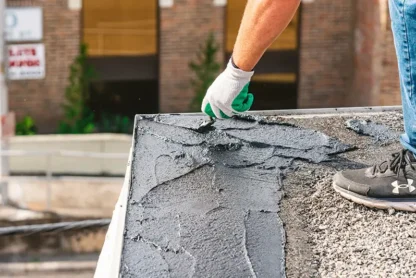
[9, 134, 131, 176]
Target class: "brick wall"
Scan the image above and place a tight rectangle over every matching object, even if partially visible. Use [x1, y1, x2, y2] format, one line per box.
[7, 0, 81, 133]
[350, 0, 385, 106]
[298, 0, 400, 108]
[6, 0, 402, 133]
[351, 0, 400, 107]
[380, 8, 401, 105]
[298, 0, 355, 108]
[159, 0, 225, 113]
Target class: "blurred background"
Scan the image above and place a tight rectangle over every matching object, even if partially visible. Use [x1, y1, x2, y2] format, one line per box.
[0, 0, 401, 277]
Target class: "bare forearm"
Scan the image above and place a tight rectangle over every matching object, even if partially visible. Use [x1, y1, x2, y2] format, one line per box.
[233, 0, 301, 71]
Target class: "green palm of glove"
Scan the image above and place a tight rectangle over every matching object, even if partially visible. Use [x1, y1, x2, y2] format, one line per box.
[201, 60, 255, 119]
[202, 82, 254, 119]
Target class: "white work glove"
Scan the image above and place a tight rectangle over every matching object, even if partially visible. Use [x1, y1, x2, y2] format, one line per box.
[201, 59, 254, 119]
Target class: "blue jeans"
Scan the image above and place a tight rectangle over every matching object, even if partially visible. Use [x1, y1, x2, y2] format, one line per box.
[390, 0, 416, 153]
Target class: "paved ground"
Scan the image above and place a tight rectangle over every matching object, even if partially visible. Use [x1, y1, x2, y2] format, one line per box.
[280, 111, 416, 277]
[2, 271, 93, 278]
[0, 254, 97, 278]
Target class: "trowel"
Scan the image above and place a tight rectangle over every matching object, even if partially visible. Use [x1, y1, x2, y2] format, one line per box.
[196, 117, 216, 133]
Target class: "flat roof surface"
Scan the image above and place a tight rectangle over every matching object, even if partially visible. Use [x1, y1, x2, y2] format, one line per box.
[120, 108, 416, 277]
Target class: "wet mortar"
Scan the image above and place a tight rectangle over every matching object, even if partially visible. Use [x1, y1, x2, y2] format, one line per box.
[345, 118, 399, 144]
[121, 114, 351, 277]
[121, 111, 416, 278]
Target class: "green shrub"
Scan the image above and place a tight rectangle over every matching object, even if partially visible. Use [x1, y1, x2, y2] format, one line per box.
[16, 116, 37, 136]
[189, 32, 221, 111]
[58, 44, 96, 134]
[97, 114, 133, 134]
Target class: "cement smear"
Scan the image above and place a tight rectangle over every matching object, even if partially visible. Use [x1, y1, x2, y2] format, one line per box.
[121, 115, 351, 277]
[346, 119, 398, 143]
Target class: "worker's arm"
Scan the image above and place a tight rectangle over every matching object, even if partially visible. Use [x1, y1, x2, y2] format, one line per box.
[202, 0, 300, 119]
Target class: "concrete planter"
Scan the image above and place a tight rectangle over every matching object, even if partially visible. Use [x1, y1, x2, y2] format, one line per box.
[7, 176, 123, 218]
[9, 134, 131, 176]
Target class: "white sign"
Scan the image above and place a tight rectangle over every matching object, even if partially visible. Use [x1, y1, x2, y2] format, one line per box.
[68, 0, 82, 11]
[213, 0, 227, 6]
[8, 44, 46, 80]
[159, 0, 174, 8]
[5, 7, 43, 42]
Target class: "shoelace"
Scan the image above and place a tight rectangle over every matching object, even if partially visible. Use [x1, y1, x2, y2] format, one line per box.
[372, 149, 416, 178]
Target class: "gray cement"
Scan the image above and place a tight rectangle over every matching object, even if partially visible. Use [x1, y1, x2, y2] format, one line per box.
[345, 118, 398, 144]
[121, 115, 351, 278]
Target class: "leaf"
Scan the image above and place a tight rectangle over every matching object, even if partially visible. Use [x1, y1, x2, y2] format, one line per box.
[189, 32, 221, 111]
[15, 116, 37, 136]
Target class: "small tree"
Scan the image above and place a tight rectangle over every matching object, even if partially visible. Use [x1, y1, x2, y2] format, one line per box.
[189, 33, 221, 111]
[16, 116, 37, 136]
[58, 44, 96, 134]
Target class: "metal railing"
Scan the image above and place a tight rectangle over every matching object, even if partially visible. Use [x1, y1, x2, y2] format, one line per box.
[0, 149, 128, 210]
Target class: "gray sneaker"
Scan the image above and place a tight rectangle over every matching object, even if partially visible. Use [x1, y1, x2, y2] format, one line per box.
[333, 149, 416, 212]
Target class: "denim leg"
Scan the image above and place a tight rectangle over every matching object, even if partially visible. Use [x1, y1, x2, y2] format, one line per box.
[389, 0, 416, 153]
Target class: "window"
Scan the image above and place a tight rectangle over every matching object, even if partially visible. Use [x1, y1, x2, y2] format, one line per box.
[83, 0, 157, 56]
[83, 1, 159, 116]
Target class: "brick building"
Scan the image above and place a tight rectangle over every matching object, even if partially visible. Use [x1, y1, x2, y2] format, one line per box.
[6, 0, 400, 133]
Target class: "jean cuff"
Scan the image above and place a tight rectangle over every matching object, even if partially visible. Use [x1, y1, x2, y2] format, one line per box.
[400, 133, 416, 155]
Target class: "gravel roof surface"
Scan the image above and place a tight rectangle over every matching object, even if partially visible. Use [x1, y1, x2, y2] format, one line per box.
[279, 111, 416, 277]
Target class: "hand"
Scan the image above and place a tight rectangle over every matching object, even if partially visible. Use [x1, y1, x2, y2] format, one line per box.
[201, 60, 254, 119]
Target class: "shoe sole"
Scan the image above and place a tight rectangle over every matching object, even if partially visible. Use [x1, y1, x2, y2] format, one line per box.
[333, 182, 416, 212]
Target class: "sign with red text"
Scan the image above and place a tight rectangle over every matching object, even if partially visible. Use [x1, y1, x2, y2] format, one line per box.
[8, 44, 45, 80]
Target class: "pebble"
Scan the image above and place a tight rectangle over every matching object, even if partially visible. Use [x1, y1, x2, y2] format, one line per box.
[303, 173, 416, 278]
[388, 208, 396, 215]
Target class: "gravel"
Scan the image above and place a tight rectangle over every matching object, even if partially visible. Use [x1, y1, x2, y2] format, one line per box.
[279, 111, 416, 278]
[306, 172, 416, 277]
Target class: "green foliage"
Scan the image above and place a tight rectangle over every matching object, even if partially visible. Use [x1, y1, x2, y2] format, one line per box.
[58, 44, 96, 134]
[58, 112, 95, 134]
[16, 116, 37, 136]
[189, 32, 221, 111]
[97, 114, 133, 134]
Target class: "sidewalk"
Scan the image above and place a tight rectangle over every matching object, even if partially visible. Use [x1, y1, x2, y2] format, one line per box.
[0, 260, 96, 278]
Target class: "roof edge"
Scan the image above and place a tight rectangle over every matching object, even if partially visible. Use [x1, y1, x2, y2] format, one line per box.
[137, 106, 402, 118]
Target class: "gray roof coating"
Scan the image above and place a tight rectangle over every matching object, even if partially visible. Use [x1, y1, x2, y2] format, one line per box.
[120, 112, 355, 277]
